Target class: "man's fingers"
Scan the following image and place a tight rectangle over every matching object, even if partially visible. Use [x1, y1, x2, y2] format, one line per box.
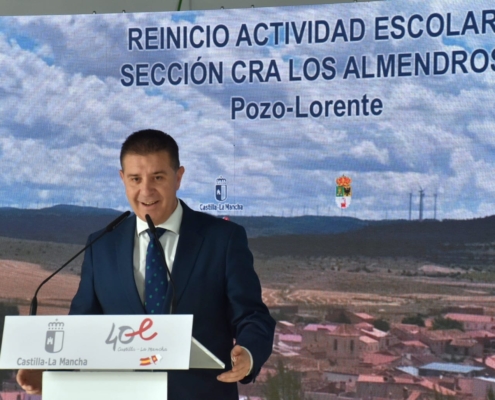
[217, 363, 250, 382]
[25, 387, 42, 395]
[217, 370, 245, 383]
[231, 345, 243, 357]
[218, 345, 253, 383]
[16, 369, 43, 394]
[230, 345, 247, 366]
[218, 357, 250, 382]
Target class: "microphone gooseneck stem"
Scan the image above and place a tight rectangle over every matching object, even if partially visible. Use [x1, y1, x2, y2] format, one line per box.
[29, 210, 131, 316]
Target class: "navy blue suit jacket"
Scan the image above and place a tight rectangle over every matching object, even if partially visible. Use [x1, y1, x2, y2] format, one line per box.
[69, 201, 275, 399]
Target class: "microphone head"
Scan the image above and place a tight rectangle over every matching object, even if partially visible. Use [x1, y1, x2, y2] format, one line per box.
[145, 214, 156, 234]
[105, 210, 131, 232]
[120, 210, 131, 221]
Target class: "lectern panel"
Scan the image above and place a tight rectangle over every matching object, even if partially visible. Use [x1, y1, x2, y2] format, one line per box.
[43, 371, 168, 400]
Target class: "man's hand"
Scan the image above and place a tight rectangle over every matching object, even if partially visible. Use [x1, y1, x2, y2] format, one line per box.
[16, 369, 43, 394]
[217, 345, 251, 383]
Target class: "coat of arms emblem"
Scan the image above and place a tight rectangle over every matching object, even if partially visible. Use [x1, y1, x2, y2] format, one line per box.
[45, 320, 65, 353]
[335, 175, 352, 209]
[215, 176, 227, 202]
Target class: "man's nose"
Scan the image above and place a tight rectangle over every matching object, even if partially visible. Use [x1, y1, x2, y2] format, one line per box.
[141, 178, 155, 193]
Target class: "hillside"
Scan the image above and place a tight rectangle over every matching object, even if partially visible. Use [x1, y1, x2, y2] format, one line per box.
[249, 216, 495, 268]
[2, 206, 495, 269]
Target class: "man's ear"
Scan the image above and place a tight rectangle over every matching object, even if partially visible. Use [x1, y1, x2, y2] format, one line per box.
[176, 166, 185, 190]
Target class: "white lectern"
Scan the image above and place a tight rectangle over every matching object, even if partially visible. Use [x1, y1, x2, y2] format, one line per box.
[0, 315, 224, 400]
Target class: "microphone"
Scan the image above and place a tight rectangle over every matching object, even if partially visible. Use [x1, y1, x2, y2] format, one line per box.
[145, 214, 177, 314]
[29, 210, 131, 316]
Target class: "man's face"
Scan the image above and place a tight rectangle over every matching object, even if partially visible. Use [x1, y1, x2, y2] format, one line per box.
[119, 151, 185, 225]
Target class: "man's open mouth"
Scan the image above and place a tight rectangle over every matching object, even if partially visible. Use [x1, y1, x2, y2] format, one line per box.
[142, 201, 159, 206]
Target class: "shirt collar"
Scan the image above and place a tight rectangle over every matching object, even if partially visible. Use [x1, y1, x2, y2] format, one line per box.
[136, 199, 183, 236]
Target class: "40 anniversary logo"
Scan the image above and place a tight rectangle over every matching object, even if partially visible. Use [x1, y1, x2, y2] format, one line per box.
[105, 318, 158, 351]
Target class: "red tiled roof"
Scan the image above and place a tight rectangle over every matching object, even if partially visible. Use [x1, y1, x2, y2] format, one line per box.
[402, 340, 428, 348]
[356, 322, 374, 330]
[332, 324, 361, 337]
[444, 313, 495, 323]
[0, 392, 34, 400]
[450, 338, 479, 347]
[406, 390, 422, 400]
[361, 327, 388, 339]
[421, 329, 464, 340]
[476, 355, 495, 370]
[464, 330, 495, 339]
[419, 378, 456, 396]
[353, 312, 375, 320]
[360, 335, 378, 344]
[358, 374, 414, 384]
[303, 324, 337, 332]
[485, 357, 495, 370]
[279, 334, 302, 343]
[362, 353, 400, 366]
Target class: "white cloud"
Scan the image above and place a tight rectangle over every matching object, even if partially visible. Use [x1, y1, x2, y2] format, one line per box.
[349, 140, 389, 165]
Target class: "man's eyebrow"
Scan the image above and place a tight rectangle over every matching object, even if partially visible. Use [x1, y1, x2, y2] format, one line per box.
[126, 170, 167, 177]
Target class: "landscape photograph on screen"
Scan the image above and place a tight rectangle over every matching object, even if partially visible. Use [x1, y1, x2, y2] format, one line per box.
[1, 0, 495, 398]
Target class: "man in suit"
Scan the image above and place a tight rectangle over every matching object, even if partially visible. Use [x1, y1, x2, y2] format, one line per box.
[17, 129, 275, 399]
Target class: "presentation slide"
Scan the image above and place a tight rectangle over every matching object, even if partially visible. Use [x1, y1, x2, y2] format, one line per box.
[1, 0, 495, 397]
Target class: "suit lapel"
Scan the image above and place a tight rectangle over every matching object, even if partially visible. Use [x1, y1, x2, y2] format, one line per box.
[163, 201, 204, 313]
[116, 216, 146, 314]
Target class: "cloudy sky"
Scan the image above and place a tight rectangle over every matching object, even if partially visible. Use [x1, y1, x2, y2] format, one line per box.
[0, 0, 494, 219]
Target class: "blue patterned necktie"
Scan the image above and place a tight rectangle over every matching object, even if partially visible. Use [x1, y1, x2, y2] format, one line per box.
[144, 228, 168, 314]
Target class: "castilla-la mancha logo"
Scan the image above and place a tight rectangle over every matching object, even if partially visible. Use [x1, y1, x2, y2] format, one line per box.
[335, 175, 352, 209]
[45, 320, 64, 353]
[199, 176, 243, 212]
[215, 176, 227, 202]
